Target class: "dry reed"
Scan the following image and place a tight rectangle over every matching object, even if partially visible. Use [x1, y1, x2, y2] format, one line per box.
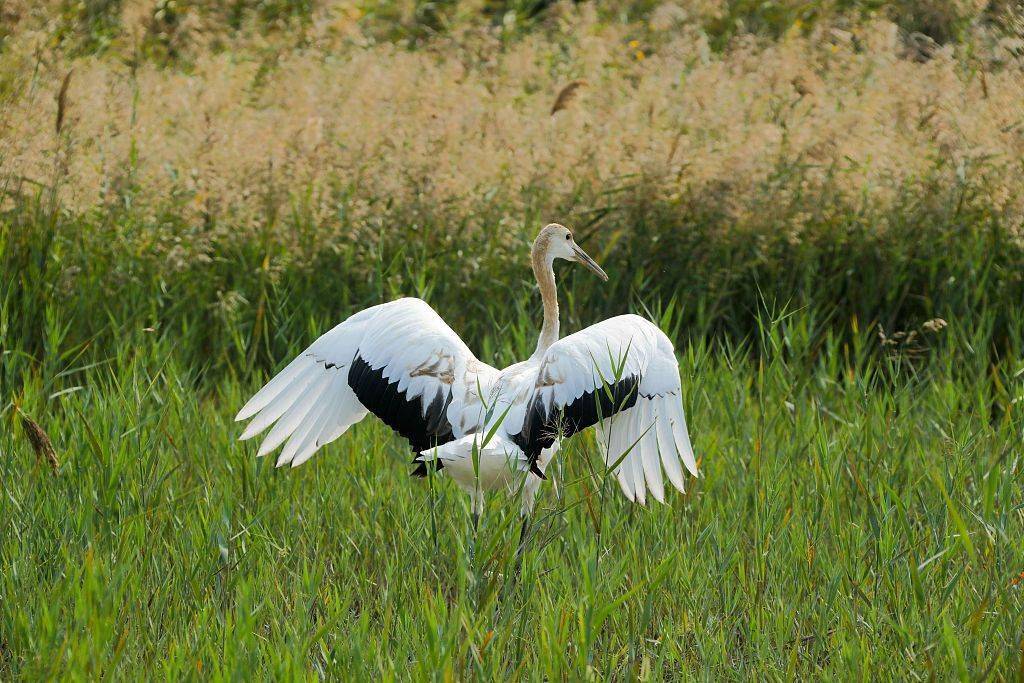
[17, 409, 59, 473]
[1, 4, 1022, 263]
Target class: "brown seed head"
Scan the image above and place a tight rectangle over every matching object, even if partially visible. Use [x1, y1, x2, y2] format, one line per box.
[19, 409, 59, 473]
[550, 80, 587, 116]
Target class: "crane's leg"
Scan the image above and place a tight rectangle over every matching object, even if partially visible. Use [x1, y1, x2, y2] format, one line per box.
[517, 486, 538, 555]
[515, 516, 531, 564]
[517, 446, 554, 558]
[512, 473, 542, 578]
[468, 490, 484, 566]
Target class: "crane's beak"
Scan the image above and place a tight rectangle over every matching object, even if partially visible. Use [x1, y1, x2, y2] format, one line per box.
[571, 244, 609, 281]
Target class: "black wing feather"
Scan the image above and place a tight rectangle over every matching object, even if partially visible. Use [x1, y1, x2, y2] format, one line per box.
[347, 355, 456, 455]
[512, 374, 641, 472]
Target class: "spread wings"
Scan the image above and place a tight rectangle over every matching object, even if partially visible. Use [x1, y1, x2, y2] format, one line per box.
[235, 298, 498, 467]
[510, 314, 697, 504]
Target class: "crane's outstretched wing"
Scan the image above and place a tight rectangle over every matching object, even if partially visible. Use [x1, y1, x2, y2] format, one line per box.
[235, 298, 498, 468]
[510, 315, 696, 504]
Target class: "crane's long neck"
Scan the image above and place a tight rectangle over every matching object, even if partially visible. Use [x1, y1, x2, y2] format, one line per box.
[532, 237, 559, 357]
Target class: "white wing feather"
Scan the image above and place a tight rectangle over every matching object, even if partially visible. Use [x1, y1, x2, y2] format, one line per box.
[236, 298, 498, 467]
[519, 314, 697, 503]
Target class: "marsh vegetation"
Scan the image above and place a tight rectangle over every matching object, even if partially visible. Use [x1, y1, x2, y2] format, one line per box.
[2, 0, 1023, 677]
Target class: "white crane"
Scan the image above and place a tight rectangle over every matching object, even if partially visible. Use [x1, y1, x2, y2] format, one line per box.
[235, 223, 697, 541]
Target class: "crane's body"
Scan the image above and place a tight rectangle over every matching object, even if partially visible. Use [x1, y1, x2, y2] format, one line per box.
[236, 224, 697, 523]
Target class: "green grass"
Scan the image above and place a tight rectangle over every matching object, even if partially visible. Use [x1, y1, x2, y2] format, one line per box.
[2, 300, 1023, 678]
[4, 0, 1024, 675]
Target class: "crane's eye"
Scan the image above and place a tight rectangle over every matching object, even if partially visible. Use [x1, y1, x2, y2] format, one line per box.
[565, 233, 572, 240]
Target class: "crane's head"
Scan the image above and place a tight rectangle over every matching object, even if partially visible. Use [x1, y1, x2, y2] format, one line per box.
[536, 223, 608, 281]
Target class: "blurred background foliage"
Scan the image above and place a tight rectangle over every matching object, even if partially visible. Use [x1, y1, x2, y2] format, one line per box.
[2, 0, 1021, 62]
[2, 0, 1023, 387]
